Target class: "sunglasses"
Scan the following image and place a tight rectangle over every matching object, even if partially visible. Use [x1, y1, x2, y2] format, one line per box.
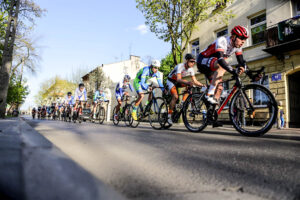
[237, 36, 247, 40]
[152, 66, 159, 69]
[189, 60, 196, 63]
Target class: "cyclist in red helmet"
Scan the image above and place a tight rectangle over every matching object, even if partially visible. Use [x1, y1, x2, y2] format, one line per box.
[197, 25, 255, 105]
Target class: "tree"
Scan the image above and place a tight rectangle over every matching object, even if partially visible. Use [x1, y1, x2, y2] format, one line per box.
[0, 0, 44, 118]
[35, 76, 77, 106]
[6, 73, 29, 113]
[136, 0, 234, 65]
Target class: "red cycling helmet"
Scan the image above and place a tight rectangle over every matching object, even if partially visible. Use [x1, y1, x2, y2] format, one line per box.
[231, 25, 249, 39]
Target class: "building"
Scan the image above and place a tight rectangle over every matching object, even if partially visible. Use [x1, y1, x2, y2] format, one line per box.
[82, 55, 147, 120]
[184, 0, 300, 127]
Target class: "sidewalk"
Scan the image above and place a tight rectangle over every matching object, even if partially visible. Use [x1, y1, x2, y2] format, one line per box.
[0, 117, 126, 200]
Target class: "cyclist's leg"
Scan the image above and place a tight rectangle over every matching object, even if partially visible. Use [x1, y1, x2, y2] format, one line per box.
[132, 79, 144, 120]
[167, 80, 178, 124]
[93, 101, 97, 118]
[209, 61, 226, 97]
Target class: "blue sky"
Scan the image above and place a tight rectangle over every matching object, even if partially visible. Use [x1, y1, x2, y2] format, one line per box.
[22, 0, 171, 109]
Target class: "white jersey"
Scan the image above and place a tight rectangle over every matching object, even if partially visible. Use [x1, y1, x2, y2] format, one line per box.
[168, 63, 195, 81]
[200, 36, 243, 58]
[74, 88, 87, 100]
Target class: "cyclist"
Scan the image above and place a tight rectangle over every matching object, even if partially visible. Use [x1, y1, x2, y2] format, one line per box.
[167, 53, 204, 124]
[114, 75, 133, 120]
[92, 88, 107, 119]
[64, 92, 74, 106]
[74, 83, 87, 115]
[197, 25, 260, 105]
[132, 60, 165, 121]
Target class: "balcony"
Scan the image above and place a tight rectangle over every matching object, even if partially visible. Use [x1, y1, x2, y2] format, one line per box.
[263, 15, 300, 56]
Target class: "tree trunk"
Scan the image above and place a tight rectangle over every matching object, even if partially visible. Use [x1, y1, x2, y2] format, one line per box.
[0, 0, 21, 118]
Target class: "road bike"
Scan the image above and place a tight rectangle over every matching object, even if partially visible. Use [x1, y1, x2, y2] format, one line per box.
[93, 99, 109, 124]
[112, 95, 135, 126]
[182, 67, 278, 136]
[72, 100, 87, 123]
[128, 87, 167, 129]
[158, 86, 205, 130]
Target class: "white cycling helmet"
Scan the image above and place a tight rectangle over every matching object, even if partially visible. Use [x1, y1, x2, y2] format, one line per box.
[151, 60, 161, 68]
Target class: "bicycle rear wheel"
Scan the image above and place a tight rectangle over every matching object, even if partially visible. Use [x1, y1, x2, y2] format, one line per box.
[123, 105, 132, 127]
[182, 94, 208, 132]
[148, 97, 166, 130]
[229, 84, 277, 136]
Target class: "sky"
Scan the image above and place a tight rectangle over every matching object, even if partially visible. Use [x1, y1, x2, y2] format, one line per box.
[22, 0, 171, 109]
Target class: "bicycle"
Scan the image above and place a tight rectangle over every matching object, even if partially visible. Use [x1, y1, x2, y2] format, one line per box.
[72, 100, 87, 123]
[112, 95, 135, 126]
[128, 87, 167, 129]
[158, 86, 205, 130]
[63, 104, 72, 122]
[93, 99, 109, 124]
[182, 67, 278, 136]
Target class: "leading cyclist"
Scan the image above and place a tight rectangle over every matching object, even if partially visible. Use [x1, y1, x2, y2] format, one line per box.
[197, 25, 261, 105]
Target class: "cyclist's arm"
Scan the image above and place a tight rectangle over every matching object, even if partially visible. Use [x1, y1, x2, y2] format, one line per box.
[84, 89, 87, 101]
[191, 76, 204, 87]
[129, 83, 134, 92]
[216, 51, 235, 74]
[156, 73, 165, 91]
[140, 68, 150, 90]
[176, 73, 191, 85]
[93, 91, 98, 102]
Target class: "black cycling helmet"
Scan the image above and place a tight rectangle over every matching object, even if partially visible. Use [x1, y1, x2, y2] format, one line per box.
[79, 83, 84, 88]
[185, 53, 196, 61]
[67, 92, 72, 95]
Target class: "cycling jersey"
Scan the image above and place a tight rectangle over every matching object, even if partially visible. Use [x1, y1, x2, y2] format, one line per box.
[197, 36, 247, 80]
[168, 63, 195, 81]
[200, 36, 242, 58]
[115, 81, 133, 100]
[64, 95, 74, 105]
[133, 66, 164, 93]
[74, 87, 87, 101]
[93, 91, 107, 102]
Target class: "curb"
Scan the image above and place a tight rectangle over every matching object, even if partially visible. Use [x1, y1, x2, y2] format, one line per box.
[19, 117, 126, 200]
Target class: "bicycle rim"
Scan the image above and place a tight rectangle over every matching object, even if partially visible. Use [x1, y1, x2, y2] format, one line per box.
[149, 97, 165, 130]
[98, 107, 105, 124]
[112, 107, 120, 125]
[229, 84, 277, 136]
[183, 94, 208, 132]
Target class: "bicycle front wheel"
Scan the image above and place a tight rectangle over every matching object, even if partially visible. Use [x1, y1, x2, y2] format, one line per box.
[229, 84, 277, 137]
[182, 94, 208, 132]
[112, 106, 120, 125]
[98, 107, 105, 124]
[148, 97, 166, 130]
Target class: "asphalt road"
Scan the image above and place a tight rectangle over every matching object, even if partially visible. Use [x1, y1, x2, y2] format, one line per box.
[25, 117, 300, 200]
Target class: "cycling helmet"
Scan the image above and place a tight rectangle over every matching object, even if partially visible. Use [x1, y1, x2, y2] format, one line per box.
[151, 60, 161, 68]
[231, 25, 249, 39]
[79, 83, 84, 88]
[124, 74, 131, 81]
[185, 53, 196, 61]
[67, 92, 72, 95]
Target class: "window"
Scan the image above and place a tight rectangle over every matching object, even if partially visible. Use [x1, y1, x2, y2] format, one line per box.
[216, 28, 228, 38]
[250, 13, 266, 45]
[191, 40, 200, 58]
[253, 75, 269, 106]
[296, 2, 300, 16]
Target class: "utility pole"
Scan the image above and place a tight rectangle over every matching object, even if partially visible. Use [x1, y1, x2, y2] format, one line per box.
[15, 57, 24, 111]
[0, 0, 21, 118]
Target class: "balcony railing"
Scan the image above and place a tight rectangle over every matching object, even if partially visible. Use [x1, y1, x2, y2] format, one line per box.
[264, 15, 300, 55]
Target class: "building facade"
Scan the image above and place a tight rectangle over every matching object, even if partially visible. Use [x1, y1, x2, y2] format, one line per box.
[184, 0, 300, 127]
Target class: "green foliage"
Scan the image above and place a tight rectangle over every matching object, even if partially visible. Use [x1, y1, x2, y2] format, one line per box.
[7, 74, 29, 107]
[159, 51, 181, 85]
[35, 76, 77, 105]
[136, 0, 234, 65]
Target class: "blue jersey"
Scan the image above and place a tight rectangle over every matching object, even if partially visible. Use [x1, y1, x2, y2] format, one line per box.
[135, 66, 164, 91]
[115, 81, 133, 94]
[93, 91, 107, 101]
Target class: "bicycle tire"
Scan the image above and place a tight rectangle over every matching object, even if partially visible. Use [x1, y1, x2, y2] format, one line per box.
[182, 94, 208, 132]
[123, 105, 132, 127]
[158, 101, 172, 129]
[149, 97, 166, 130]
[98, 107, 105, 124]
[112, 106, 120, 125]
[229, 84, 277, 137]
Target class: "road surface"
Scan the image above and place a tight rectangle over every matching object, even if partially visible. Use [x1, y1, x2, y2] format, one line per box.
[25, 117, 300, 200]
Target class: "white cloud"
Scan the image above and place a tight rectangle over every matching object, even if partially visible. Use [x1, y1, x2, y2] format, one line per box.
[136, 24, 148, 35]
